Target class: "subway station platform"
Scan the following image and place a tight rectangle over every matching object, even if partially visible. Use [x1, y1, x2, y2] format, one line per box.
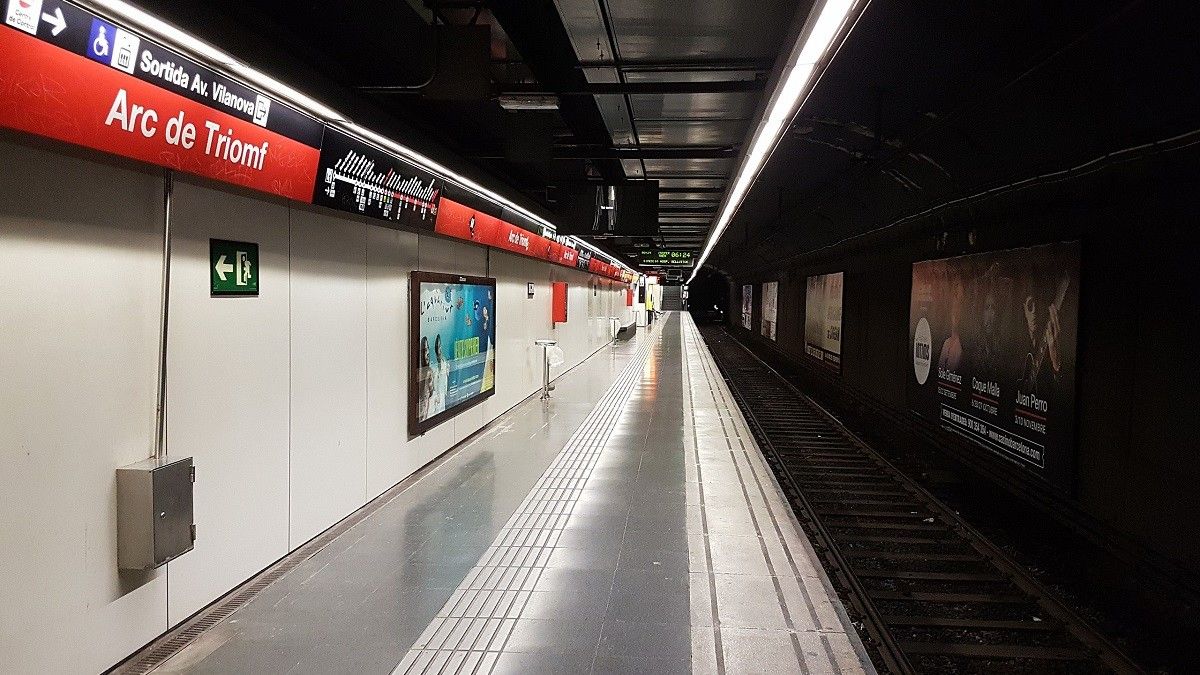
[149, 313, 873, 674]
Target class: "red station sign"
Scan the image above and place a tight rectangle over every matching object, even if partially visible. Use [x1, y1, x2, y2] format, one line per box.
[435, 198, 626, 281]
[0, 9, 322, 201]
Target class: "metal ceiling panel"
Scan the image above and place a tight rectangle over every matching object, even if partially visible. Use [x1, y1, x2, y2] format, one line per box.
[603, 0, 797, 61]
[636, 119, 751, 146]
[554, 0, 613, 64]
[623, 70, 764, 84]
[657, 177, 727, 189]
[620, 158, 645, 176]
[592, 93, 637, 147]
[630, 92, 760, 120]
[549, 0, 809, 260]
[555, 0, 636, 173]
[659, 216, 712, 224]
[641, 158, 734, 175]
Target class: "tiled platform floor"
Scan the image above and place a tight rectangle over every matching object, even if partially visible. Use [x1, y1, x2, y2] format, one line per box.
[155, 313, 874, 674]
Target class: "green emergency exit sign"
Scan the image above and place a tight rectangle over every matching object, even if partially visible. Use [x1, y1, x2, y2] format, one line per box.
[210, 239, 258, 296]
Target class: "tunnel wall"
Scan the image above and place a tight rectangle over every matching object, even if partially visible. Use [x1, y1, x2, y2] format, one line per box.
[0, 133, 629, 673]
[723, 161, 1200, 592]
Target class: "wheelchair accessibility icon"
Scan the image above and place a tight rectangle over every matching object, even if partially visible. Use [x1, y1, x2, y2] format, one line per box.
[92, 25, 109, 57]
[88, 18, 140, 74]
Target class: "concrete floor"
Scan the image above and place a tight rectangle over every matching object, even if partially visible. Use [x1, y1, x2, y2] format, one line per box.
[155, 313, 874, 674]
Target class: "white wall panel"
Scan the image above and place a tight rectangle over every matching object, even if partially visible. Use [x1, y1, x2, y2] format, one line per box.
[164, 178, 292, 623]
[366, 225, 423, 497]
[289, 206, 368, 545]
[417, 234, 487, 276]
[485, 252, 540, 417]
[0, 138, 166, 673]
[0, 129, 631, 672]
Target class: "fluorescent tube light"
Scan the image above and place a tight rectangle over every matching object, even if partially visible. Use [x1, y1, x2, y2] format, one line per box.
[687, 0, 866, 283]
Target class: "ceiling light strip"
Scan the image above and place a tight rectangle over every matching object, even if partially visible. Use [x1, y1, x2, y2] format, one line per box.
[687, 0, 869, 283]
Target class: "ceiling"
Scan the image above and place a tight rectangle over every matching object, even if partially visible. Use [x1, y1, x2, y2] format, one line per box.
[148, 0, 812, 275]
[708, 0, 1200, 276]
[136, 1, 1197, 282]
[547, 0, 803, 262]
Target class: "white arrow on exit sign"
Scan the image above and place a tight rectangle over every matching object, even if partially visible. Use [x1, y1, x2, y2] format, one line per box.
[214, 254, 234, 281]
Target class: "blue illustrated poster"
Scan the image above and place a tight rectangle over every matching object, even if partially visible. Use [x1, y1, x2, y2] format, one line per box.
[410, 272, 496, 433]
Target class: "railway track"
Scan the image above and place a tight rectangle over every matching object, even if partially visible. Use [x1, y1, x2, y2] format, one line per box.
[699, 326, 1142, 675]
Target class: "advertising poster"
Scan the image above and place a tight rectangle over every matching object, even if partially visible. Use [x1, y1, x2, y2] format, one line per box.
[908, 242, 1080, 484]
[741, 285, 753, 330]
[409, 272, 496, 435]
[804, 272, 843, 370]
[761, 281, 778, 340]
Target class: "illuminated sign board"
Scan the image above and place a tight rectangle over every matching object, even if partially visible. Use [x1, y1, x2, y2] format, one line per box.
[639, 250, 694, 267]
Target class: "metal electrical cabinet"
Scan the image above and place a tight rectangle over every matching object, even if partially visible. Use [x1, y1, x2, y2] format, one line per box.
[116, 456, 195, 570]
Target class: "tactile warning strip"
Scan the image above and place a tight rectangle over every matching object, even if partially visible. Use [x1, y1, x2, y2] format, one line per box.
[393, 327, 659, 674]
[680, 315, 876, 675]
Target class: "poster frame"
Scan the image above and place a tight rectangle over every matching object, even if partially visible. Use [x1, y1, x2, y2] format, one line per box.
[804, 271, 844, 372]
[741, 284, 753, 330]
[761, 281, 778, 340]
[408, 271, 498, 436]
[906, 241, 1081, 485]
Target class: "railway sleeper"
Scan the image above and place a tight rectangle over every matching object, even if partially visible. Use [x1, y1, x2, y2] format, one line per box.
[846, 550, 983, 562]
[854, 570, 1006, 583]
[796, 476, 896, 485]
[801, 488, 910, 497]
[852, 557, 997, 575]
[896, 629, 1086, 654]
[823, 520, 948, 532]
[873, 598, 1059, 624]
[899, 641, 1091, 662]
[810, 497, 922, 507]
[817, 509, 930, 519]
[885, 615, 1059, 631]
[869, 590, 1030, 604]
[837, 534, 954, 545]
[862, 577, 1017, 598]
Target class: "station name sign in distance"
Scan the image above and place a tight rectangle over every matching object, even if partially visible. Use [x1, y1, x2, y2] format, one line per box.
[638, 250, 693, 267]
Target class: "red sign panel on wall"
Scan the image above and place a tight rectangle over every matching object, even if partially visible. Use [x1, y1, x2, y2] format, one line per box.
[0, 3, 323, 201]
[552, 282, 568, 323]
[435, 197, 625, 281]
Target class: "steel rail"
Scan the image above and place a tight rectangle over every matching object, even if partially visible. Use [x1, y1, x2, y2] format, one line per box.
[700, 326, 1143, 675]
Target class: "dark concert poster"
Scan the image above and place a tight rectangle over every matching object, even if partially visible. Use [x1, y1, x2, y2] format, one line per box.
[908, 242, 1081, 487]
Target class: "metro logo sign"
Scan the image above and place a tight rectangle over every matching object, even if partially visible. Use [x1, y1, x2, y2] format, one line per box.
[0, 19, 320, 201]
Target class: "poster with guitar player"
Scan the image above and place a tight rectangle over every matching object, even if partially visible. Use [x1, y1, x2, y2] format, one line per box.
[908, 242, 1080, 485]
